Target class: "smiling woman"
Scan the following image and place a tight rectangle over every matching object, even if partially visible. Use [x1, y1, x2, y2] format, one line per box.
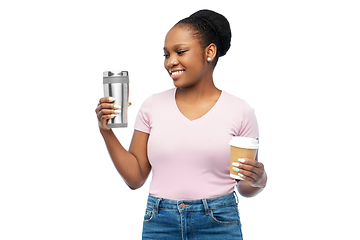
[163, 26, 210, 87]
[96, 9, 266, 240]
[163, 9, 231, 88]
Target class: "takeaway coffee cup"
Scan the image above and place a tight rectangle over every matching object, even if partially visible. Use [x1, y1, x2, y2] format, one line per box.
[229, 137, 259, 180]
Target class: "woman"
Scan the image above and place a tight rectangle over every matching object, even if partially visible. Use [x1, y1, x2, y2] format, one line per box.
[95, 9, 267, 240]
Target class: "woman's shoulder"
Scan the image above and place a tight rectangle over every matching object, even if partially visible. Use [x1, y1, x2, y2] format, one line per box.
[222, 91, 251, 107]
[221, 91, 256, 119]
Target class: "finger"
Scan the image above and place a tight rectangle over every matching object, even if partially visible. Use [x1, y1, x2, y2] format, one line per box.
[237, 158, 263, 169]
[97, 103, 120, 113]
[96, 96, 116, 113]
[97, 109, 119, 118]
[96, 103, 120, 114]
[97, 109, 119, 121]
[232, 165, 258, 181]
[100, 114, 116, 129]
[232, 159, 264, 182]
[233, 160, 263, 174]
[232, 168, 259, 184]
[239, 168, 261, 181]
[99, 96, 116, 104]
[240, 161, 264, 177]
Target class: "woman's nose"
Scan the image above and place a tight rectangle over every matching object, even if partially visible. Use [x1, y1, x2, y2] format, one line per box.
[167, 55, 179, 68]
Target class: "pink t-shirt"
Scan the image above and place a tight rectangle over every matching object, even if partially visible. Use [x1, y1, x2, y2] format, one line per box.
[135, 88, 259, 200]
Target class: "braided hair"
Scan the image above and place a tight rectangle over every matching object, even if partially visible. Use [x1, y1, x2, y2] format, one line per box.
[176, 9, 232, 66]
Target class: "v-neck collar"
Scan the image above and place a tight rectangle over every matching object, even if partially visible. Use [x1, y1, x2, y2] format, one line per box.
[173, 88, 224, 123]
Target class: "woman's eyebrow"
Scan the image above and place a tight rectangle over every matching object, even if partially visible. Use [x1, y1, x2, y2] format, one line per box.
[163, 44, 187, 51]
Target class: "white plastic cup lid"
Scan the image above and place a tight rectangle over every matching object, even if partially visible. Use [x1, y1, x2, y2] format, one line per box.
[229, 137, 259, 149]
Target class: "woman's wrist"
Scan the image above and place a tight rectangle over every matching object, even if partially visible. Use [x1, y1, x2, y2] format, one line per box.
[251, 171, 267, 189]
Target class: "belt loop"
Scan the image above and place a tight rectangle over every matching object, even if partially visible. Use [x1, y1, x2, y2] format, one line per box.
[154, 197, 162, 214]
[202, 199, 210, 215]
[233, 191, 239, 204]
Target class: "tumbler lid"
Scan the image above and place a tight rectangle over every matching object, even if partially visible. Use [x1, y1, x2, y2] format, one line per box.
[103, 70, 128, 77]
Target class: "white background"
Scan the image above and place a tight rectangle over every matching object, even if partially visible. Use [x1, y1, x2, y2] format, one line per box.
[1, 0, 359, 239]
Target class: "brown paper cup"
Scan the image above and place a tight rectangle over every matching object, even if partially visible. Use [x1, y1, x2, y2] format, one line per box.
[229, 137, 259, 180]
[230, 146, 257, 179]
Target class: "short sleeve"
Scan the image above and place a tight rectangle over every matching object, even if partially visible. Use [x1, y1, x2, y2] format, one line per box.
[134, 95, 153, 134]
[237, 101, 259, 139]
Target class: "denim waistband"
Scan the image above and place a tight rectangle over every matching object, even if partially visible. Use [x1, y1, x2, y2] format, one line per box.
[146, 192, 239, 214]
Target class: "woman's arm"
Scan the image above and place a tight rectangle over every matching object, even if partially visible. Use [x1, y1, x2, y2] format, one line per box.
[96, 97, 151, 190]
[100, 129, 151, 190]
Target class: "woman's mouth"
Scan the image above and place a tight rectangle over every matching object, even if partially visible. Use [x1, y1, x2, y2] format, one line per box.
[170, 70, 185, 80]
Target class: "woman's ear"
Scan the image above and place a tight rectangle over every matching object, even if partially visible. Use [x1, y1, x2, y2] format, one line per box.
[206, 43, 217, 62]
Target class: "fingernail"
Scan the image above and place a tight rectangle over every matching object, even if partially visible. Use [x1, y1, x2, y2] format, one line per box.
[114, 105, 121, 109]
[109, 97, 116, 101]
[238, 158, 246, 163]
[111, 114, 117, 117]
[232, 167, 240, 172]
[114, 110, 121, 114]
[238, 176, 245, 180]
[238, 173, 244, 178]
[232, 162, 240, 167]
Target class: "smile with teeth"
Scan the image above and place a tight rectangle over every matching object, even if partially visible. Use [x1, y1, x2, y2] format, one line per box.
[171, 70, 185, 76]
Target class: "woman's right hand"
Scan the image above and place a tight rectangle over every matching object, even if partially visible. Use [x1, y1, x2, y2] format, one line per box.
[95, 97, 120, 131]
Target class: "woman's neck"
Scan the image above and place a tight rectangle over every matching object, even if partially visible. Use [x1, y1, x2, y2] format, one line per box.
[176, 76, 221, 104]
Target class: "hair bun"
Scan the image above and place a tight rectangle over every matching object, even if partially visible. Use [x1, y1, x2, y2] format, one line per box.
[190, 9, 232, 57]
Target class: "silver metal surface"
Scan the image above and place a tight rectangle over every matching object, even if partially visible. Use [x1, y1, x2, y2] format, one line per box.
[103, 71, 129, 128]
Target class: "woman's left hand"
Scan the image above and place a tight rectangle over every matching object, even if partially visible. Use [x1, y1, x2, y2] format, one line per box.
[232, 158, 267, 188]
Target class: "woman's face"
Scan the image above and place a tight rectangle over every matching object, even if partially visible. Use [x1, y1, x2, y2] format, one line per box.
[163, 25, 209, 88]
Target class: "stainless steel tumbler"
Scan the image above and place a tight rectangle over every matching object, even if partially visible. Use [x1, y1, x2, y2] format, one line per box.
[103, 70, 129, 128]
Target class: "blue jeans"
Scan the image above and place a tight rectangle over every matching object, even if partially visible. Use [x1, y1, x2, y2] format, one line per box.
[142, 192, 243, 240]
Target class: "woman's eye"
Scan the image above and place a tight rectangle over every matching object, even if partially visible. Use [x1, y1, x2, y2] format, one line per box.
[177, 50, 186, 55]
[163, 50, 187, 58]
